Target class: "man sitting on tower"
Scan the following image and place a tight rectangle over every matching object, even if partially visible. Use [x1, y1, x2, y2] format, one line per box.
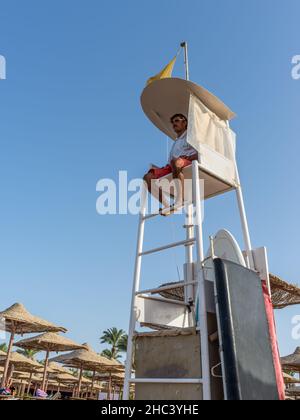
[143, 113, 198, 215]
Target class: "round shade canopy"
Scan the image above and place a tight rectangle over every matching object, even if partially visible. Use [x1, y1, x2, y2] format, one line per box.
[283, 372, 300, 384]
[0, 351, 42, 372]
[141, 78, 236, 140]
[0, 303, 66, 334]
[49, 343, 124, 372]
[14, 332, 87, 353]
[281, 347, 300, 371]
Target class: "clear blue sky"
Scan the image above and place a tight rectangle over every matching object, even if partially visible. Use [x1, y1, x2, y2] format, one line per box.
[0, 0, 299, 358]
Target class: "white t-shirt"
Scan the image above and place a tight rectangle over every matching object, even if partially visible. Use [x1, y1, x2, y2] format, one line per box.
[169, 131, 197, 163]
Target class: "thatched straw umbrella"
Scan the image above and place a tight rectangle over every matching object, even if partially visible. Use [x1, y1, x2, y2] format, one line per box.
[50, 343, 123, 398]
[12, 371, 44, 397]
[95, 371, 125, 400]
[281, 348, 300, 372]
[0, 303, 66, 388]
[46, 372, 77, 394]
[14, 332, 86, 391]
[283, 372, 300, 385]
[23, 363, 60, 395]
[270, 274, 300, 309]
[54, 373, 92, 398]
[285, 386, 300, 400]
[0, 351, 42, 390]
[0, 352, 42, 373]
[52, 372, 78, 382]
[45, 362, 72, 376]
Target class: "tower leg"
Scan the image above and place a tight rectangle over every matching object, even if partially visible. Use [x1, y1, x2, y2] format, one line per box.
[123, 184, 147, 400]
[192, 160, 211, 400]
[235, 176, 254, 269]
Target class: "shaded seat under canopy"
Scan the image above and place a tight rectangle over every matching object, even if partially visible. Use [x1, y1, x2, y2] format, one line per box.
[141, 78, 239, 200]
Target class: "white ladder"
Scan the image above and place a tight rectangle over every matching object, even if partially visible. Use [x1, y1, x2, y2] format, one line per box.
[123, 161, 211, 400]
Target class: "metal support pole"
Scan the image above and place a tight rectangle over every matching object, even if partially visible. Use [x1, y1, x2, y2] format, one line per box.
[226, 121, 254, 270]
[192, 160, 211, 400]
[185, 206, 194, 265]
[181, 41, 190, 82]
[235, 181, 254, 269]
[123, 185, 147, 400]
[181, 41, 195, 309]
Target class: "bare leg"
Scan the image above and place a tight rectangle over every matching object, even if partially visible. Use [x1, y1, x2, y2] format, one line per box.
[170, 159, 186, 206]
[143, 173, 169, 208]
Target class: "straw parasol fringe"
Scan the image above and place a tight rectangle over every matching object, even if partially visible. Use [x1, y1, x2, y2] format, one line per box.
[0, 303, 67, 335]
[281, 348, 300, 371]
[0, 351, 42, 371]
[270, 275, 300, 309]
[283, 372, 300, 384]
[157, 274, 300, 310]
[49, 343, 123, 371]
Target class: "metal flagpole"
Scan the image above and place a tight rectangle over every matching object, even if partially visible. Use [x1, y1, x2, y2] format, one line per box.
[181, 42, 190, 81]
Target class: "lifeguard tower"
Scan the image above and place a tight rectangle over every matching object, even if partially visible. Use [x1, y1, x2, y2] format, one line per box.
[123, 44, 284, 401]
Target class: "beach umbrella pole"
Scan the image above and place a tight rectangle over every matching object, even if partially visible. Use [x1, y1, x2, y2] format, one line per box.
[41, 349, 50, 391]
[27, 371, 33, 395]
[91, 371, 95, 399]
[108, 372, 112, 400]
[0, 323, 15, 388]
[72, 384, 76, 398]
[77, 367, 83, 398]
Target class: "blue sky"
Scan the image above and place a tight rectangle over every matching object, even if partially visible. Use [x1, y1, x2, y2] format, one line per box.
[0, 0, 299, 359]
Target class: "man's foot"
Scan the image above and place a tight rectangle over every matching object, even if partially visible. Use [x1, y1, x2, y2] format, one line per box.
[159, 202, 185, 217]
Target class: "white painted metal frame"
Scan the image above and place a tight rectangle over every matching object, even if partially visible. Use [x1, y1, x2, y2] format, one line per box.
[192, 160, 211, 400]
[123, 185, 147, 400]
[123, 168, 211, 399]
[225, 121, 254, 270]
[130, 378, 203, 384]
[123, 157, 254, 400]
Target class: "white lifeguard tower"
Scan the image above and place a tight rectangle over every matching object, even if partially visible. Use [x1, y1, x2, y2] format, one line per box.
[123, 44, 275, 401]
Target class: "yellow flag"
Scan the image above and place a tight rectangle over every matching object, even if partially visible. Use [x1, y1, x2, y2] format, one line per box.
[146, 56, 177, 86]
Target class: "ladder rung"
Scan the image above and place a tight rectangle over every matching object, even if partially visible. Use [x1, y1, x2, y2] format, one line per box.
[140, 239, 196, 256]
[136, 281, 197, 296]
[129, 378, 203, 384]
[138, 295, 188, 306]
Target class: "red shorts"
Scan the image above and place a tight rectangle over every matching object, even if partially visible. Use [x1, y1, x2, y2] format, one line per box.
[148, 157, 193, 179]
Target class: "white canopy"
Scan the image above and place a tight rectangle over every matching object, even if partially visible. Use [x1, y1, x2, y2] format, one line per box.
[141, 78, 236, 140]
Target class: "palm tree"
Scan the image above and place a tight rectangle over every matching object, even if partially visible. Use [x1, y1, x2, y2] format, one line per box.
[118, 335, 128, 353]
[0, 343, 8, 353]
[69, 368, 79, 377]
[100, 328, 128, 361]
[83, 371, 93, 379]
[16, 349, 39, 360]
[101, 349, 122, 361]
